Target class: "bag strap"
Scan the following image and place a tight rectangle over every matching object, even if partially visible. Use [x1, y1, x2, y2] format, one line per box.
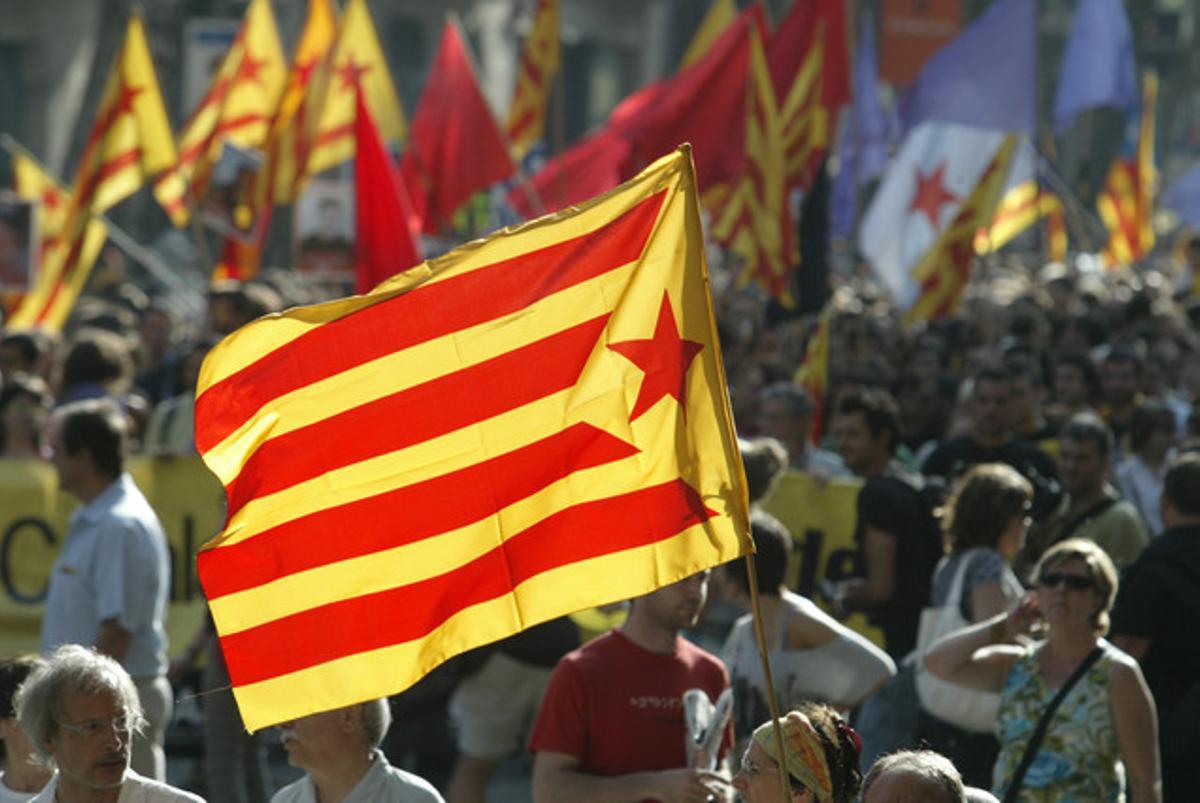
[1001, 645, 1105, 803]
[1054, 497, 1118, 545]
[946, 548, 979, 606]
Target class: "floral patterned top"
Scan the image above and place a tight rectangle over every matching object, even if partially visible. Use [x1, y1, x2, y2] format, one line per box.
[991, 640, 1123, 802]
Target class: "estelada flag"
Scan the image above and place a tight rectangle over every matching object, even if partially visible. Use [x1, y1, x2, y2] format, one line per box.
[506, 0, 560, 162]
[194, 145, 751, 730]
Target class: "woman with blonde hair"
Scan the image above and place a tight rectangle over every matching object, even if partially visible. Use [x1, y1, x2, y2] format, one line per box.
[925, 538, 1160, 801]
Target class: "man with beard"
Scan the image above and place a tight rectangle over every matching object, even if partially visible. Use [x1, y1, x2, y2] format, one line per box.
[15, 646, 201, 803]
[530, 571, 733, 802]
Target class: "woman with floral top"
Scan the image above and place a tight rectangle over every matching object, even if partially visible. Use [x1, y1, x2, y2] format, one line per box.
[923, 538, 1160, 802]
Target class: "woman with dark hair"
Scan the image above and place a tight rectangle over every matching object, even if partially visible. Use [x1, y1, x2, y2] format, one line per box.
[926, 539, 1160, 801]
[720, 511, 895, 746]
[0, 373, 53, 459]
[916, 463, 1032, 786]
[732, 702, 863, 803]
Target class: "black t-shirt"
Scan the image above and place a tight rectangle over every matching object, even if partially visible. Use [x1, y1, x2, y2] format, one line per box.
[921, 435, 1061, 518]
[1110, 526, 1200, 720]
[498, 616, 581, 668]
[854, 465, 943, 659]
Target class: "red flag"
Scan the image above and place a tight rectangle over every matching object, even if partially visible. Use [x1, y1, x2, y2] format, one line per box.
[401, 18, 514, 233]
[355, 91, 421, 294]
[512, 4, 763, 217]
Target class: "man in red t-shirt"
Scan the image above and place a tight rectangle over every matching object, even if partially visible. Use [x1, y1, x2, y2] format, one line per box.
[529, 570, 733, 802]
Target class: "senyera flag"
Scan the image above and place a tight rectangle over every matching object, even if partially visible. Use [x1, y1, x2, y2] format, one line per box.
[194, 145, 752, 731]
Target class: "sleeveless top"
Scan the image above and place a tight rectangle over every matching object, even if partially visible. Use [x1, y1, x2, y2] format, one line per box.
[723, 591, 895, 742]
[991, 640, 1123, 802]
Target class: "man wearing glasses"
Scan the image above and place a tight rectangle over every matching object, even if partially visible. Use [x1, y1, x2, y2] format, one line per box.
[14, 645, 202, 802]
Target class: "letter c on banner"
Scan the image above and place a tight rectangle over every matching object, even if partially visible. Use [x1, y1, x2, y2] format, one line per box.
[1, 518, 57, 604]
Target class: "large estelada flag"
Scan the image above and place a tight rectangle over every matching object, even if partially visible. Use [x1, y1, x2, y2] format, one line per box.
[9, 10, 174, 330]
[193, 145, 751, 730]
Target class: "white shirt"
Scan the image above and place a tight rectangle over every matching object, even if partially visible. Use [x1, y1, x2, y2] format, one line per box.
[0, 772, 41, 803]
[1116, 454, 1166, 536]
[40, 474, 170, 677]
[270, 750, 444, 803]
[30, 770, 203, 802]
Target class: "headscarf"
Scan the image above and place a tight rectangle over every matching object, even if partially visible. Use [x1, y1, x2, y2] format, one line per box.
[751, 711, 833, 801]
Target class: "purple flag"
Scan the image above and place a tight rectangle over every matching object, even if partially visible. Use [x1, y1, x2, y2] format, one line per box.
[900, 0, 1035, 135]
[1163, 164, 1200, 231]
[1052, 0, 1137, 133]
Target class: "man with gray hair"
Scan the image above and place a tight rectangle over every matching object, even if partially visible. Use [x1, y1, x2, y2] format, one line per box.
[272, 699, 443, 802]
[862, 750, 999, 803]
[14, 645, 202, 803]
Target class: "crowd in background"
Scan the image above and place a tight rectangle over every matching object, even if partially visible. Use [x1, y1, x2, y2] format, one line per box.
[1, 234, 1199, 801]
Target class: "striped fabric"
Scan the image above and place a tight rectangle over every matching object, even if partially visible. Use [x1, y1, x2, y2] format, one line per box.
[153, 0, 286, 227]
[505, 0, 559, 162]
[709, 27, 795, 304]
[1099, 72, 1156, 268]
[907, 135, 1019, 323]
[8, 10, 174, 330]
[194, 147, 751, 731]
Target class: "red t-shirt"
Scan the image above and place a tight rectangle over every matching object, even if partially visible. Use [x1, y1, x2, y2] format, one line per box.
[528, 629, 730, 780]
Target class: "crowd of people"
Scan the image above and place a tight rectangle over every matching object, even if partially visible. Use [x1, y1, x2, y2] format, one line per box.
[0, 240, 1198, 802]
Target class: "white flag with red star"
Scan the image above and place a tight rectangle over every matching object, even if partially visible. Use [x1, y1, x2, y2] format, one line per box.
[859, 122, 1006, 310]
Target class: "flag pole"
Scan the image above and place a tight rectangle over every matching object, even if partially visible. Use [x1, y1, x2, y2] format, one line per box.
[0, 134, 204, 316]
[449, 11, 546, 220]
[742, 550, 795, 802]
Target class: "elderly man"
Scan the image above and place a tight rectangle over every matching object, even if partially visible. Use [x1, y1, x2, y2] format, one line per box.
[862, 750, 1000, 803]
[41, 399, 172, 780]
[14, 645, 201, 803]
[272, 699, 443, 803]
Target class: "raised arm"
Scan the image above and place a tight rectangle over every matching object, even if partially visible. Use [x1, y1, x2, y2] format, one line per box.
[923, 595, 1038, 692]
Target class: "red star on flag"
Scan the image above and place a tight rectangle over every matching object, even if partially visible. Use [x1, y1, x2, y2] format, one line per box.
[42, 189, 63, 210]
[112, 81, 144, 117]
[608, 293, 704, 422]
[909, 161, 959, 229]
[337, 58, 371, 92]
[235, 51, 267, 86]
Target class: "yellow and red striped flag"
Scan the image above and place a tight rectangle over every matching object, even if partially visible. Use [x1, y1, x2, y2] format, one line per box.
[1046, 197, 1068, 262]
[261, 0, 338, 206]
[193, 146, 751, 730]
[709, 26, 794, 304]
[1099, 71, 1157, 268]
[9, 10, 174, 330]
[505, 0, 559, 162]
[906, 135, 1018, 323]
[296, 0, 405, 192]
[9, 150, 109, 301]
[153, 0, 286, 227]
[973, 179, 1068, 256]
[794, 304, 832, 442]
[679, 0, 737, 70]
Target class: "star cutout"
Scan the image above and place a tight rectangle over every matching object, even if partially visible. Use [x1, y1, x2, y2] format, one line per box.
[235, 51, 267, 86]
[909, 161, 959, 229]
[608, 293, 704, 422]
[336, 58, 371, 92]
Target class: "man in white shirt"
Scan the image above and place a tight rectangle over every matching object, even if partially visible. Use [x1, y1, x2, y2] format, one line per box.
[41, 399, 172, 780]
[272, 699, 443, 803]
[14, 645, 202, 803]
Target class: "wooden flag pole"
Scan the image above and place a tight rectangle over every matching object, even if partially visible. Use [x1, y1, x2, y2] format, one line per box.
[742, 550, 795, 802]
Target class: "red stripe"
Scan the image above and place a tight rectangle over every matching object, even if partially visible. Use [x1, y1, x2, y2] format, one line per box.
[218, 479, 713, 687]
[200, 422, 638, 600]
[315, 122, 355, 147]
[175, 113, 271, 166]
[195, 189, 666, 453]
[222, 315, 610, 516]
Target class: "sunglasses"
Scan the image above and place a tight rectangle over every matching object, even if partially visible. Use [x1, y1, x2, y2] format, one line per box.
[1038, 572, 1094, 592]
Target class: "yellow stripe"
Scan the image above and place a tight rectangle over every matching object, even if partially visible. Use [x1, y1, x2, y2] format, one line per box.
[197, 145, 680, 392]
[201, 258, 638, 479]
[229, 521, 746, 731]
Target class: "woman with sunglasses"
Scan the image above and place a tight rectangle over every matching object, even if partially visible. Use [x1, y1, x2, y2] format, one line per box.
[731, 702, 862, 803]
[924, 538, 1160, 801]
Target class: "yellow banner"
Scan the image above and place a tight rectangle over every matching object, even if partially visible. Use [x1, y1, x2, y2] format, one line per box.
[759, 470, 884, 646]
[0, 457, 222, 658]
